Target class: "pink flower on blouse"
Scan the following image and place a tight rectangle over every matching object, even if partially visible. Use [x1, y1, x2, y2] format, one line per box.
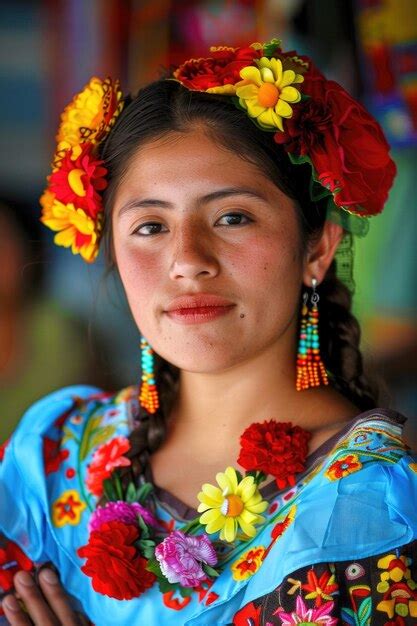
[276, 596, 337, 625]
[155, 530, 217, 588]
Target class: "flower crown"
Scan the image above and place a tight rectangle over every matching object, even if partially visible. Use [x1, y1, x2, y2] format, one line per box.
[40, 38, 396, 263]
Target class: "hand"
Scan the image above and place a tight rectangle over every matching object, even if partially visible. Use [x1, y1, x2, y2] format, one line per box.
[1, 568, 89, 625]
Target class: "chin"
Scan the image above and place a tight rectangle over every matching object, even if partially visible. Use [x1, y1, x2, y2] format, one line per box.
[152, 335, 245, 373]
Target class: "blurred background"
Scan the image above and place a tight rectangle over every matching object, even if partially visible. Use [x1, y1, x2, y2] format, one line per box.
[0, 0, 416, 444]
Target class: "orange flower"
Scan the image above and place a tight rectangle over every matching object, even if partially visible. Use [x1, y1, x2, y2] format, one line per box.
[86, 436, 131, 497]
[51, 489, 86, 527]
[325, 454, 362, 481]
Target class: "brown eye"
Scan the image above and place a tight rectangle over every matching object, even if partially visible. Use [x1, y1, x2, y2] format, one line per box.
[216, 212, 252, 226]
[133, 222, 167, 236]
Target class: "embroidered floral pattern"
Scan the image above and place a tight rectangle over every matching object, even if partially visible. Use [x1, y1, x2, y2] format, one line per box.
[231, 546, 266, 581]
[325, 453, 362, 481]
[51, 489, 86, 527]
[376, 553, 417, 619]
[301, 568, 338, 607]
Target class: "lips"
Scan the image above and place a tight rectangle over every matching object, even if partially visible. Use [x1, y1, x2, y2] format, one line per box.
[165, 293, 235, 312]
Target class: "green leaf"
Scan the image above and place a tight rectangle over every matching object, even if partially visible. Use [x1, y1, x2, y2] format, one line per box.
[146, 559, 162, 577]
[79, 415, 103, 461]
[358, 597, 372, 625]
[137, 515, 150, 538]
[179, 586, 194, 598]
[136, 482, 154, 503]
[202, 564, 220, 578]
[113, 473, 124, 501]
[263, 38, 282, 58]
[89, 425, 116, 451]
[62, 426, 77, 445]
[126, 482, 137, 503]
[102, 478, 117, 502]
[158, 578, 175, 593]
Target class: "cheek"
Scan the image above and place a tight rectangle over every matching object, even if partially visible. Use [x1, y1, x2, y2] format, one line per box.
[115, 245, 162, 317]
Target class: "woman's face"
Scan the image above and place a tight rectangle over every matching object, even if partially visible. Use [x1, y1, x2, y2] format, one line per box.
[112, 128, 304, 372]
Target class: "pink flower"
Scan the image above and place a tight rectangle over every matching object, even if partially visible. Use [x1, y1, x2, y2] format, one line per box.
[276, 596, 337, 625]
[89, 500, 159, 532]
[155, 530, 217, 588]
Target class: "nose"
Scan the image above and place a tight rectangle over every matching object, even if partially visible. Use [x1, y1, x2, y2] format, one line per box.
[169, 222, 220, 282]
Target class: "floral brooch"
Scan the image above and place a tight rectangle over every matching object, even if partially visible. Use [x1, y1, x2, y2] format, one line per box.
[77, 420, 310, 601]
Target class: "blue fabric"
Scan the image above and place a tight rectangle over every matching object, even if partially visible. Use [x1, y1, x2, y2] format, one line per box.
[0, 387, 416, 625]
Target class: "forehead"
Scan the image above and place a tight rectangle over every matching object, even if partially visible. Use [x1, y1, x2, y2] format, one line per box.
[116, 128, 287, 203]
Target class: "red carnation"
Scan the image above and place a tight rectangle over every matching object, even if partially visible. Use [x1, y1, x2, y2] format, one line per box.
[77, 521, 155, 600]
[238, 420, 311, 490]
[86, 436, 131, 497]
[174, 45, 261, 91]
[275, 62, 396, 216]
[49, 143, 107, 219]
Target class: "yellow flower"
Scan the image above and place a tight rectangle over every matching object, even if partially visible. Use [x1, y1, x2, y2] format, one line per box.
[40, 199, 101, 263]
[197, 466, 268, 543]
[235, 57, 304, 131]
[231, 546, 265, 581]
[51, 489, 86, 527]
[56, 77, 123, 152]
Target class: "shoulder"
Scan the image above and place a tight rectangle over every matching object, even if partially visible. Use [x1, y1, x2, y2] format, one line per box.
[0, 383, 137, 552]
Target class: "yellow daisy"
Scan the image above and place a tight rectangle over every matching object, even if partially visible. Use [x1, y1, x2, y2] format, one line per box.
[197, 466, 268, 543]
[235, 57, 304, 131]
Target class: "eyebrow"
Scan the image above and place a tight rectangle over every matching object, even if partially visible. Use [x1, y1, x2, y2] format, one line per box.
[117, 187, 267, 218]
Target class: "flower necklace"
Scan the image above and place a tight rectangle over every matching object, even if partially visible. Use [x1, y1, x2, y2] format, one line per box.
[77, 420, 310, 601]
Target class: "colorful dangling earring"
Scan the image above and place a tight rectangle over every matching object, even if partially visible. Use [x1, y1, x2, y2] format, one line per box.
[139, 337, 160, 414]
[296, 277, 329, 391]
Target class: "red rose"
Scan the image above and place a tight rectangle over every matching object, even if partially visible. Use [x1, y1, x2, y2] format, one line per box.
[275, 63, 396, 216]
[174, 45, 261, 91]
[86, 436, 131, 497]
[237, 421, 311, 490]
[77, 521, 155, 600]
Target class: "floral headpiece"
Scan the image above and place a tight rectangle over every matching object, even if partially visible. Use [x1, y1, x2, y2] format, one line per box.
[40, 38, 396, 264]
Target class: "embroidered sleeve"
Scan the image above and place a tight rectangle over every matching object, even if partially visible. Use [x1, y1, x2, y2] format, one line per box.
[232, 540, 417, 625]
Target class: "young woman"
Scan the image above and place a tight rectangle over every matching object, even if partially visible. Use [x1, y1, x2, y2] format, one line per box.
[0, 39, 416, 626]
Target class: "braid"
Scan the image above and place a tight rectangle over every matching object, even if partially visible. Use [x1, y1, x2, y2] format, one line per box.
[99, 356, 179, 503]
[319, 260, 380, 411]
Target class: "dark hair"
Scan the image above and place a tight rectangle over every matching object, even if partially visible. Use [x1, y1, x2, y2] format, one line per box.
[99, 79, 379, 476]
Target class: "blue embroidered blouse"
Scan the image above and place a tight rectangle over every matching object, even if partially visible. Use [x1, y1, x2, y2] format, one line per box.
[0, 385, 416, 625]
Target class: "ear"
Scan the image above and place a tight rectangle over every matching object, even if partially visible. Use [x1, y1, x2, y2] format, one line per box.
[302, 220, 344, 286]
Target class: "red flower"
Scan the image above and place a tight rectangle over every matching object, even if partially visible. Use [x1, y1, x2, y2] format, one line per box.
[174, 45, 261, 91]
[49, 143, 107, 219]
[86, 436, 131, 497]
[275, 62, 396, 216]
[238, 420, 311, 489]
[0, 540, 33, 593]
[78, 521, 155, 600]
[43, 437, 70, 475]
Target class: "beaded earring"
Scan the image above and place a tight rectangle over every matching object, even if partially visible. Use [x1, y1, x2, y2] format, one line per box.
[139, 337, 160, 414]
[296, 278, 329, 391]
